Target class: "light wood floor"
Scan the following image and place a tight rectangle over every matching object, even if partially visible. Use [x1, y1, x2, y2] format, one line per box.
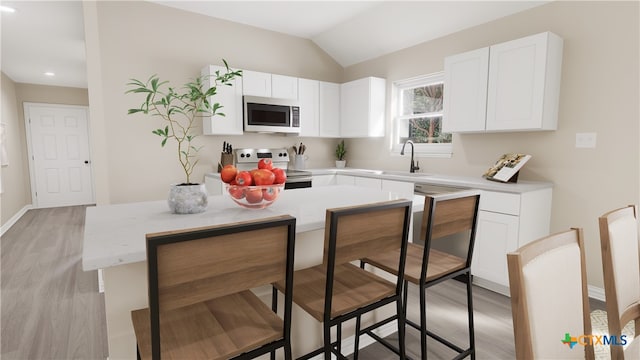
[1, 206, 603, 359]
[1, 206, 108, 359]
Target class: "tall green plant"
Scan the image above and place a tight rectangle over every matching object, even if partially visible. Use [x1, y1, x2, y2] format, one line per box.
[126, 61, 241, 184]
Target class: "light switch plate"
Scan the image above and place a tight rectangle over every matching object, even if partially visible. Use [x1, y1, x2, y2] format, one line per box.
[576, 132, 597, 148]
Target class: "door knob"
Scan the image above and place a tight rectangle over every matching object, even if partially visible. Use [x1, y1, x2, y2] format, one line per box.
[84, 160, 90, 164]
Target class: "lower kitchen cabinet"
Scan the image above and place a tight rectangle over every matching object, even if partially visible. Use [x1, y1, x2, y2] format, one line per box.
[471, 210, 519, 290]
[471, 188, 552, 295]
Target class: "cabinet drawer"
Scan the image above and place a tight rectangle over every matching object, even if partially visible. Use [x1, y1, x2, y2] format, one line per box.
[479, 191, 520, 215]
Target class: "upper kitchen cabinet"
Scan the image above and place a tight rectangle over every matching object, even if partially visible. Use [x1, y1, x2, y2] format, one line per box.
[299, 80, 341, 138]
[319, 82, 341, 138]
[243, 71, 298, 100]
[443, 32, 563, 133]
[442, 48, 489, 133]
[271, 74, 299, 100]
[340, 77, 386, 138]
[298, 78, 320, 137]
[201, 65, 243, 135]
[242, 70, 272, 97]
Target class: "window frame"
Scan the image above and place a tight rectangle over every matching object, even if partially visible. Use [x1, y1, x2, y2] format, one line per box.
[390, 72, 452, 157]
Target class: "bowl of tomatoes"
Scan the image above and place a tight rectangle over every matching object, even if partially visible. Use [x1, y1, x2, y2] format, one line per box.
[220, 159, 287, 209]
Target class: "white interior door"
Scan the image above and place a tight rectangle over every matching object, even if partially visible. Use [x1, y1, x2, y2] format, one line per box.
[25, 103, 94, 208]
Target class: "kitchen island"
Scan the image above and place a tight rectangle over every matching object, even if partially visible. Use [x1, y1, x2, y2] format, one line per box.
[83, 185, 423, 359]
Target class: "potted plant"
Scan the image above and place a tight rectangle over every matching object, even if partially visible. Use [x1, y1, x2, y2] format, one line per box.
[335, 140, 347, 168]
[126, 60, 241, 214]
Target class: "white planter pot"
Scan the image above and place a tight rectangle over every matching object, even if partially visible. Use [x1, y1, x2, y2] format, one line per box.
[336, 160, 346, 168]
[168, 183, 208, 214]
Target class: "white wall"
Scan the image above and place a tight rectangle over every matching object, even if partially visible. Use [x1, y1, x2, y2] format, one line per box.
[343, 1, 639, 288]
[83, 1, 344, 205]
[0, 73, 31, 227]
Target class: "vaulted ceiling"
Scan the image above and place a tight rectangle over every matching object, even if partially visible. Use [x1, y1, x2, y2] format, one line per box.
[1, 1, 547, 88]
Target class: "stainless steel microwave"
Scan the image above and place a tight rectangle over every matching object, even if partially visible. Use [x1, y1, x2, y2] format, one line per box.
[243, 96, 300, 134]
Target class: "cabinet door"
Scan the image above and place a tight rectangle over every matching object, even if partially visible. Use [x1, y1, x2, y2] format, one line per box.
[272, 74, 298, 100]
[340, 77, 385, 138]
[442, 47, 489, 133]
[486, 32, 560, 131]
[298, 78, 319, 137]
[242, 70, 271, 97]
[319, 82, 340, 138]
[201, 65, 243, 135]
[354, 177, 382, 190]
[471, 210, 519, 287]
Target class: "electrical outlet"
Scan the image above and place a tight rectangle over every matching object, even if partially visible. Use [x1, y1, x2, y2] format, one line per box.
[576, 132, 597, 148]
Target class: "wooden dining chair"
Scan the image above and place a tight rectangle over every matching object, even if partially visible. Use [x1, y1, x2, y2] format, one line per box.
[508, 228, 594, 360]
[130, 215, 296, 360]
[274, 199, 412, 359]
[358, 190, 481, 359]
[599, 205, 640, 359]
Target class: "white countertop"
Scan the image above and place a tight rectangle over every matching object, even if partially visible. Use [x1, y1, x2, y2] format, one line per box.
[82, 185, 424, 271]
[308, 168, 553, 193]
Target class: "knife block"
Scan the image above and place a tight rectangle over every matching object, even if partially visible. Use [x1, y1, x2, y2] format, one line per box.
[217, 153, 234, 172]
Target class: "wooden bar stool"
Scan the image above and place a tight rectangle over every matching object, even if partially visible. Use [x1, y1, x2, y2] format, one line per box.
[274, 199, 412, 359]
[358, 190, 480, 359]
[508, 228, 594, 359]
[599, 205, 640, 359]
[131, 215, 296, 360]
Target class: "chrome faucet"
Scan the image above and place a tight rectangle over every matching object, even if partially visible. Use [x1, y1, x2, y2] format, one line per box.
[400, 140, 420, 173]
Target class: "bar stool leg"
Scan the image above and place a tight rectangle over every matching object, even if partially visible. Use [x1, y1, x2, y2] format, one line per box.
[466, 273, 476, 360]
[420, 283, 427, 360]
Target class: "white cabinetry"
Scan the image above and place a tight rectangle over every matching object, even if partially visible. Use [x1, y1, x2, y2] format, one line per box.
[443, 32, 563, 133]
[340, 77, 386, 138]
[298, 78, 320, 137]
[442, 48, 489, 133]
[201, 65, 243, 135]
[271, 74, 298, 100]
[242, 70, 272, 97]
[242, 71, 298, 100]
[319, 82, 341, 138]
[471, 188, 552, 295]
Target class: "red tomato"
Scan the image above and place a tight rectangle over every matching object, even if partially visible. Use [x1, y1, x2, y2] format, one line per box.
[262, 187, 279, 201]
[245, 188, 263, 203]
[252, 169, 275, 185]
[220, 165, 238, 184]
[258, 158, 274, 170]
[235, 171, 253, 186]
[228, 186, 245, 199]
[271, 168, 287, 184]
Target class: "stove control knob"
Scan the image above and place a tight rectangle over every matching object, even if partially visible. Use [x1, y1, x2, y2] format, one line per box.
[240, 154, 245, 158]
[246, 154, 251, 158]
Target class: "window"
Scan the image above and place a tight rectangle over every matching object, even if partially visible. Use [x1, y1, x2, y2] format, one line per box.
[392, 72, 452, 157]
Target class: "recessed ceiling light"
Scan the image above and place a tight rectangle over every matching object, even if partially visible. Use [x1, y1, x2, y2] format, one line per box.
[0, 6, 16, 13]
[44, 72, 55, 77]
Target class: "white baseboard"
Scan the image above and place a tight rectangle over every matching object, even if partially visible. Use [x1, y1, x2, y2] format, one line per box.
[589, 285, 606, 302]
[0, 204, 32, 237]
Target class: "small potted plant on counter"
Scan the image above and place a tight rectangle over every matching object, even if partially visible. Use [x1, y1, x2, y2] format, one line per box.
[126, 60, 241, 214]
[335, 140, 347, 168]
